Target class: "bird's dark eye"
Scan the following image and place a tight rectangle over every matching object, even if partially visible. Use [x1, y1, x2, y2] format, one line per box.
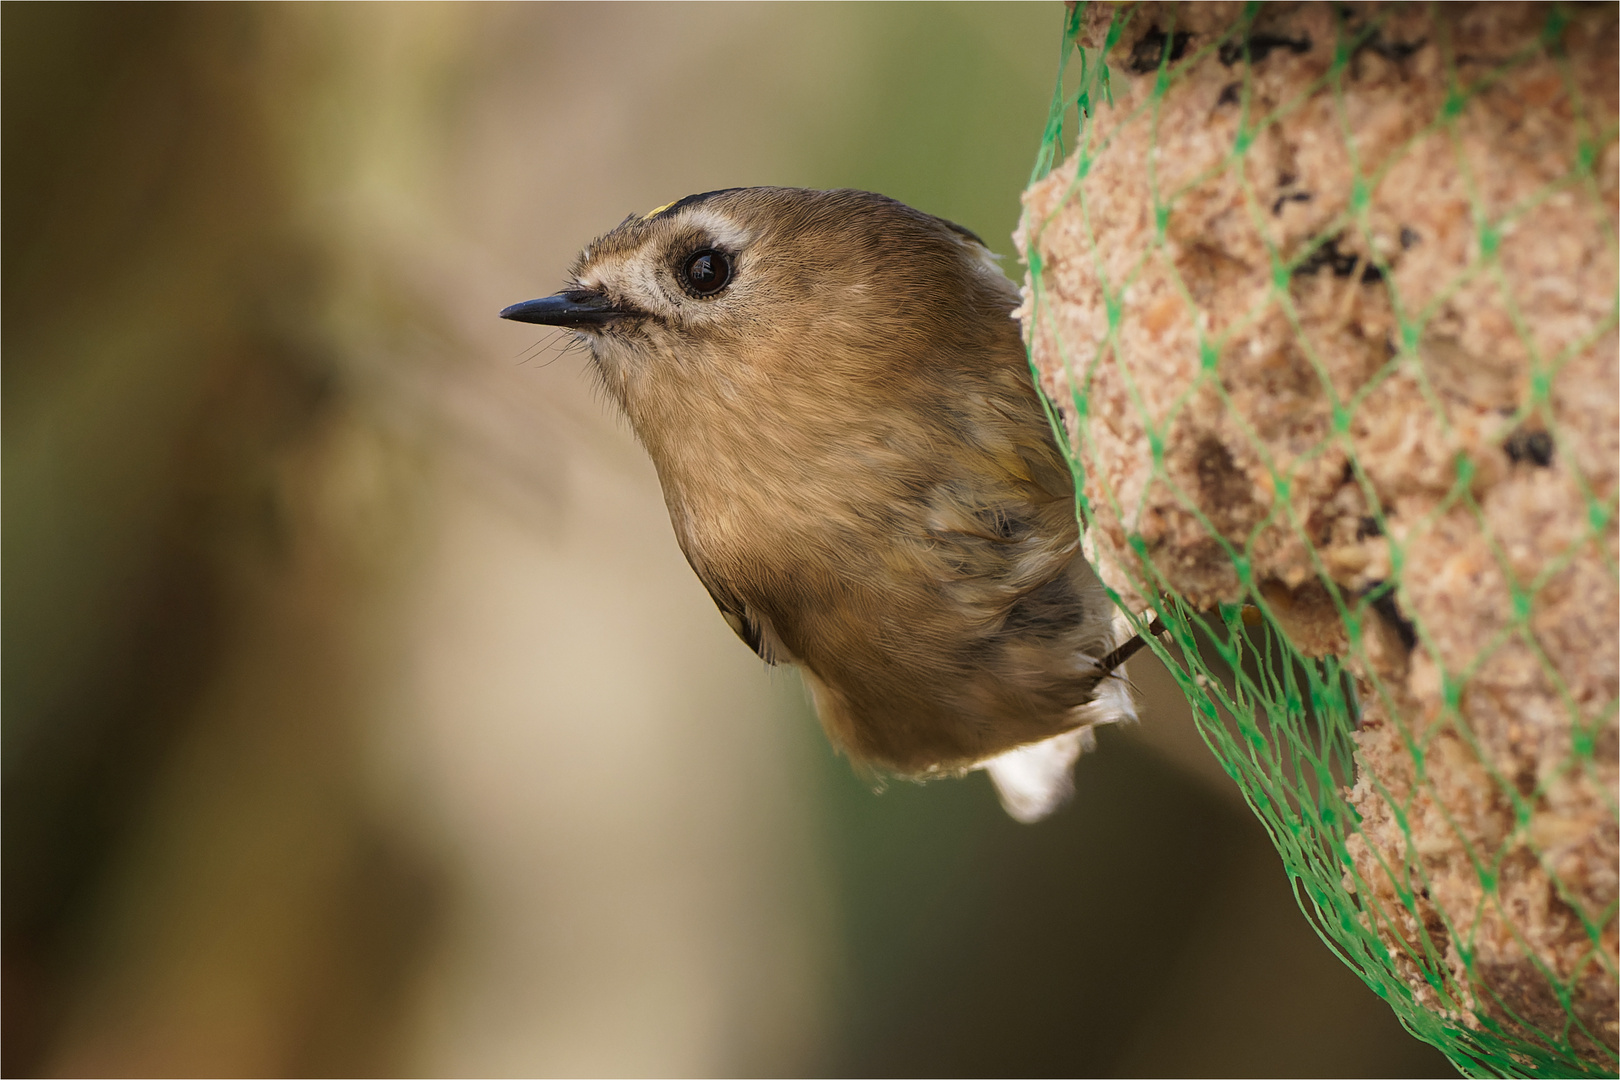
[680, 249, 732, 297]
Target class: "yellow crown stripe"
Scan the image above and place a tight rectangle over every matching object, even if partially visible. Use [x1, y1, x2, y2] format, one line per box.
[644, 200, 678, 220]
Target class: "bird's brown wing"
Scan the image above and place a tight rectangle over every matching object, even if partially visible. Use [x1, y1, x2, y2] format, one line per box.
[679, 548, 796, 665]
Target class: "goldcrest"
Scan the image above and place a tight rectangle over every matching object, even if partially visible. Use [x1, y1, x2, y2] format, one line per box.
[501, 187, 1135, 822]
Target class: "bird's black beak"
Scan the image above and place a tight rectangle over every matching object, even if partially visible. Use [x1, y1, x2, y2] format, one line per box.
[499, 289, 625, 327]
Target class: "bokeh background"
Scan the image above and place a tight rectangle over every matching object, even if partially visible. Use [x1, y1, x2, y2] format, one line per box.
[3, 4, 1455, 1076]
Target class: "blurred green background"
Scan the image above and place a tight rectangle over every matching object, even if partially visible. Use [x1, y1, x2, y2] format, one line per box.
[3, 4, 1453, 1076]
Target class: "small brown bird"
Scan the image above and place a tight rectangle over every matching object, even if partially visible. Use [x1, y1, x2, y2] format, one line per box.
[501, 187, 1134, 821]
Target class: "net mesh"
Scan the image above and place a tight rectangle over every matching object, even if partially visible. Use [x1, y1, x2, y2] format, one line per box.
[1017, 4, 1618, 1076]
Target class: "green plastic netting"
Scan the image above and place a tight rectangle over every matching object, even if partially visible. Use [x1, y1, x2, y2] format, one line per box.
[1016, 3, 1618, 1076]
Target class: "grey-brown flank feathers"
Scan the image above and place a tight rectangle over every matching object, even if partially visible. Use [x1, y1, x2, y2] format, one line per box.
[501, 187, 1133, 821]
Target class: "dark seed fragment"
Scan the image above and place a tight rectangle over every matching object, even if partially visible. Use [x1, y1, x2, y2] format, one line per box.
[1128, 27, 1193, 73]
[1294, 236, 1361, 278]
[1219, 31, 1312, 66]
[1272, 190, 1313, 216]
[1504, 429, 1555, 467]
[1367, 34, 1427, 62]
[1365, 584, 1417, 650]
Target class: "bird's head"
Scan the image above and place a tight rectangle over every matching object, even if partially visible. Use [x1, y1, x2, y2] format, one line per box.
[500, 187, 1020, 443]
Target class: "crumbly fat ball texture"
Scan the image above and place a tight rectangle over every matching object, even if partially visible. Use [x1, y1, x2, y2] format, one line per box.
[1018, 0, 1616, 1061]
